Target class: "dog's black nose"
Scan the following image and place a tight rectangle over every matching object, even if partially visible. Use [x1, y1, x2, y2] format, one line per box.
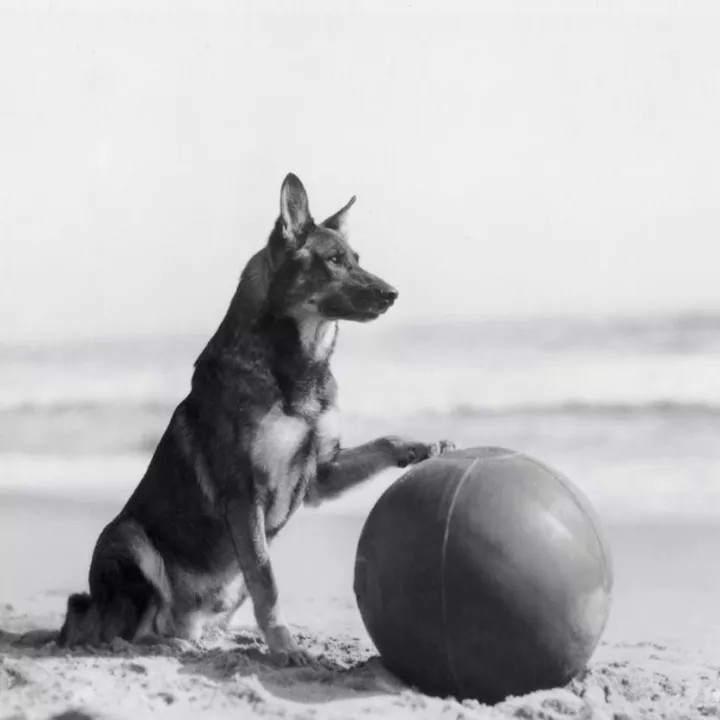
[379, 286, 399, 304]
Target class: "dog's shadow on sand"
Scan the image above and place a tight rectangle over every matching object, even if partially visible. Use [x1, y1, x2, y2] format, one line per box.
[1, 626, 405, 706]
[183, 629, 407, 704]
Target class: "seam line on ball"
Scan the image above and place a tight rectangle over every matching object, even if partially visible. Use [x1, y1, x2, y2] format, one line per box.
[440, 458, 480, 698]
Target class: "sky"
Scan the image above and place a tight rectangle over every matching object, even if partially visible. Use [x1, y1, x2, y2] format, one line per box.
[2, 0, 720, 341]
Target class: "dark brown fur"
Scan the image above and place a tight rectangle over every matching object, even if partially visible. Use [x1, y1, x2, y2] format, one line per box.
[58, 174, 454, 664]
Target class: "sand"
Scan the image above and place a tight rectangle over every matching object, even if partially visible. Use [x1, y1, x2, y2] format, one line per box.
[2, 493, 720, 720]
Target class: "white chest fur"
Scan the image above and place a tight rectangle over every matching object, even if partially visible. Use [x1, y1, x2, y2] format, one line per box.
[250, 401, 340, 491]
[251, 403, 308, 487]
[316, 406, 341, 463]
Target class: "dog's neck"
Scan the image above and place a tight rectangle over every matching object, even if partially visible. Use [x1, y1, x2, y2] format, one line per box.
[199, 301, 337, 371]
[257, 312, 338, 368]
[293, 314, 338, 365]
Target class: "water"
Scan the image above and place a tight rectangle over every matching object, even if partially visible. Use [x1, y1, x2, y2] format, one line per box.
[1, 313, 719, 521]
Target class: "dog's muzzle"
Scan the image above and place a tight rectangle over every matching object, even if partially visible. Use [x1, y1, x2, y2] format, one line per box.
[374, 284, 399, 309]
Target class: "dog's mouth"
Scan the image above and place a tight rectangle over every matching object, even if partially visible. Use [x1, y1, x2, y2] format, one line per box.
[351, 308, 387, 322]
[317, 299, 393, 323]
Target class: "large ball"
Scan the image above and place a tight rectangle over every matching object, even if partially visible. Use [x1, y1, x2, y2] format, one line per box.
[353, 447, 613, 704]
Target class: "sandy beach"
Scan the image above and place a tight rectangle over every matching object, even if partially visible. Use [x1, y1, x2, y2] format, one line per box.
[2, 490, 720, 720]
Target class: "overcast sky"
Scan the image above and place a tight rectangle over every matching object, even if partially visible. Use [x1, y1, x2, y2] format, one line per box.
[2, 0, 720, 341]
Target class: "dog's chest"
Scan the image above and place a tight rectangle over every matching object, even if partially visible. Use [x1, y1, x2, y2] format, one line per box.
[251, 386, 338, 531]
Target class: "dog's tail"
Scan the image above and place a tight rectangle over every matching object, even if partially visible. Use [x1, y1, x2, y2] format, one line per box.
[57, 592, 102, 647]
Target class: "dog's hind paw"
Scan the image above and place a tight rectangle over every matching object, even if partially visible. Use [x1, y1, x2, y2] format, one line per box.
[12, 628, 59, 648]
[133, 635, 199, 654]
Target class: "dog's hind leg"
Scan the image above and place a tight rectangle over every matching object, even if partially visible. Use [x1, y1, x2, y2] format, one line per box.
[132, 595, 163, 642]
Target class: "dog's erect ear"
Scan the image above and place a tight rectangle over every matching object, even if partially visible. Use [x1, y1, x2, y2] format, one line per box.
[280, 173, 312, 243]
[321, 196, 356, 236]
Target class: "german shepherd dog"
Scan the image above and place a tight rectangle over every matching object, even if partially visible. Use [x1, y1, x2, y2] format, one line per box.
[58, 174, 454, 665]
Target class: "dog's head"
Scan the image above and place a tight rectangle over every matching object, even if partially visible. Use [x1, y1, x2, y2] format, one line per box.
[265, 174, 398, 322]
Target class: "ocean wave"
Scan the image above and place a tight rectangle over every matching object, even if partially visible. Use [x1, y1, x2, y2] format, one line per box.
[0, 453, 147, 501]
[438, 400, 720, 419]
[3, 397, 720, 421]
[2, 315, 720, 418]
[0, 399, 175, 415]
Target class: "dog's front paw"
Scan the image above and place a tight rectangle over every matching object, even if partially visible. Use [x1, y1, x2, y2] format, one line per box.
[383, 437, 456, 468]
[265, 624, 314, 668]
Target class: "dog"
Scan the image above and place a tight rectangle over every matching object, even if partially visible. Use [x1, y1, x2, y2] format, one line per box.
[58, 174, 454, 665]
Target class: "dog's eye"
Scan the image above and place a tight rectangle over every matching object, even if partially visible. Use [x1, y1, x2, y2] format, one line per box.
[327, 254, 344, 266]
